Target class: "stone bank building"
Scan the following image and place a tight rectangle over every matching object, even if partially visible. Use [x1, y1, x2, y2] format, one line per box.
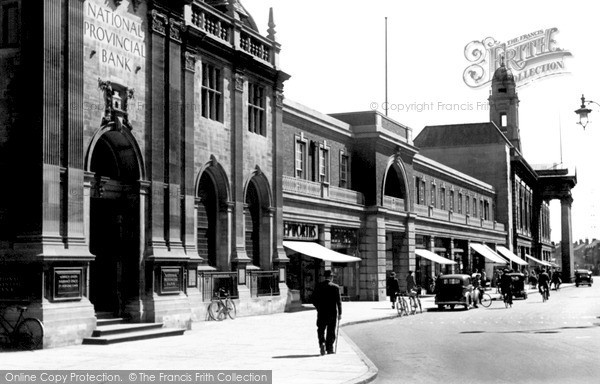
[0, 0, 576, 348]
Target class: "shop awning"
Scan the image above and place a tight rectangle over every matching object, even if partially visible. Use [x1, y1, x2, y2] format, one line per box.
[496, 246, 529, 266]
[525, 254, 552, 267]
[469, 243, 507, 264]
[283, 241, 361, 263]
[415, 249, 456, 265]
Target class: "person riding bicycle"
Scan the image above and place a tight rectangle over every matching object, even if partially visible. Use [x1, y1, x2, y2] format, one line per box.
[500, 268, 513, 306]
[538, 269, 550, 299]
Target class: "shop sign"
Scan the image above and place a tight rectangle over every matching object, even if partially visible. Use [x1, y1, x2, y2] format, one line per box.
[283, 222, 318, 241]
[160, 267, 182, 294]
[85, 0, 146, 73]
[53, 268, 83, 301]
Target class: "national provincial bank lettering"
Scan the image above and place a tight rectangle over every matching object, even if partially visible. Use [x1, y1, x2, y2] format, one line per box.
[84, 1, 146, 72]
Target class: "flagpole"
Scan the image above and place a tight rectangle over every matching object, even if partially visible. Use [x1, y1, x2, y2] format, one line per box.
[385, 17, 388, 116]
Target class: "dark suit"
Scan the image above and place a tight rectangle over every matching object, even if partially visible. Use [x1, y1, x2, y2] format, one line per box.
[313, 279, 342, 352]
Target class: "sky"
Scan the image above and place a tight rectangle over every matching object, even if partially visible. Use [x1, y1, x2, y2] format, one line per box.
[244, 0, 600, 243]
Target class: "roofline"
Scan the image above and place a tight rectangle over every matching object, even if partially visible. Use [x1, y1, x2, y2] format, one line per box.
[283, 99, 352, 137]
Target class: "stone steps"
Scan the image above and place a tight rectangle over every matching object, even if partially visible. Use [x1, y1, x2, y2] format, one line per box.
[83, 316, 185, 345]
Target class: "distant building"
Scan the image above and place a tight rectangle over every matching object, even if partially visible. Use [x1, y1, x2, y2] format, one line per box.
[414, 61, 576, 277]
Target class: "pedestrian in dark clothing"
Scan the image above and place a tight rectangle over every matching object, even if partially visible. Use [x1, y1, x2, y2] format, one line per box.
[406, 270, 416, 293]
[500, 269, 513, 306]
[386, 272, 400, 308]
[313, 270, 342, 355]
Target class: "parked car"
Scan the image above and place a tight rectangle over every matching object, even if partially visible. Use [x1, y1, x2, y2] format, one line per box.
[435, 274, 473, 310]
[574, 269, 593, 287]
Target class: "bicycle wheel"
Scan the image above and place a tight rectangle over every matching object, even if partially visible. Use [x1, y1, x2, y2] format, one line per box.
[415, 297, 422, 314]
[208, 301, 224, 321]
[14, 318, 44, 350]
[480, 293, 492, 308]
[397, 297, 407, 316]
[225, 299, 236, 320]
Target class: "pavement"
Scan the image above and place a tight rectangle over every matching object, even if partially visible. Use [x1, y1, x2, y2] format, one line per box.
[0, 284, 568, 384]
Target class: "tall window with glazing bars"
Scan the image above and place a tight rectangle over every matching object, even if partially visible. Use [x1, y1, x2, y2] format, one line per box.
[201, 63, 221, 121]
[248, 83, 265, 136]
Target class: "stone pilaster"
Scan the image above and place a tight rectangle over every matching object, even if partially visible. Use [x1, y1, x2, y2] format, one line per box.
[560, 196, 575, 282]
[360, 214, 387, 301]
[231, 71, 250, 265]
[148, 9, 168, 256]
[183, 51, 197, 257]
[166, 17, 183, 252]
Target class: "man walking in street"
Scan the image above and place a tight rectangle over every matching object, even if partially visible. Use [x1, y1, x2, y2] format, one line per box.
[313, 270, 342, 355]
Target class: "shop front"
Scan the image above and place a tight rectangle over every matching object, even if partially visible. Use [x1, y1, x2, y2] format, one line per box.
[282, 222, 360, 303]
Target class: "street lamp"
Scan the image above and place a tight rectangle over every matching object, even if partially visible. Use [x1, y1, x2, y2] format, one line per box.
[574, 94, 600, 129]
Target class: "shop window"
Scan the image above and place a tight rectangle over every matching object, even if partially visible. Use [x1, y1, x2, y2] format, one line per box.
[248, 82, 265, 136]
[201, 62, 222, 121]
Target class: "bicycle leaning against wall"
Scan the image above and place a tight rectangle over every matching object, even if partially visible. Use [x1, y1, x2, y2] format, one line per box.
[207, 288, 237, 321]
[0, 305, 44, 350]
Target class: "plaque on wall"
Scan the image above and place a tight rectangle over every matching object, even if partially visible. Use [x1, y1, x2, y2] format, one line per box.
[160, 267, 182, 294]
[53, 268, 83, 301]
[187, 269, 197, 288]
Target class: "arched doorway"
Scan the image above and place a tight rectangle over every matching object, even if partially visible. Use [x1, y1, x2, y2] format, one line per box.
[197, 172, 217, 267]
[87, 129, 142, 316]
[244, 171, 273, 269]
[196, 159, 231, 270]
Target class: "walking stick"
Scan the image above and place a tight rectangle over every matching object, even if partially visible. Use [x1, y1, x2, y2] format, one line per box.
[334, 316, 340, 353]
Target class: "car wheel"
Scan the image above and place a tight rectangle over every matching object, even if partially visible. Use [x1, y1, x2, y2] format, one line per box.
[576, 283, 579, 287]
[438, 305, 444, 310]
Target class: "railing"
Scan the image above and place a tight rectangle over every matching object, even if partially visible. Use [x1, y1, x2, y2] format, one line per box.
[187, 2, 276, 65]
[248, 270, 280, 297]
[283, 176, 365, 205]
[382, 195, 406, 212]
[190, 5, 232, 44]
[240, 32, 270, 62]
[200, 271, 238, 301]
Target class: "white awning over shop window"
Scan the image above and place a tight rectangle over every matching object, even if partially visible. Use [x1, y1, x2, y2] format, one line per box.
[469, 243, 507, 264]
[496, 246, 529, 266]
[525, 254, 552, 267]
[283, 241, 361, 263]
[415, 249, 456, 265]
